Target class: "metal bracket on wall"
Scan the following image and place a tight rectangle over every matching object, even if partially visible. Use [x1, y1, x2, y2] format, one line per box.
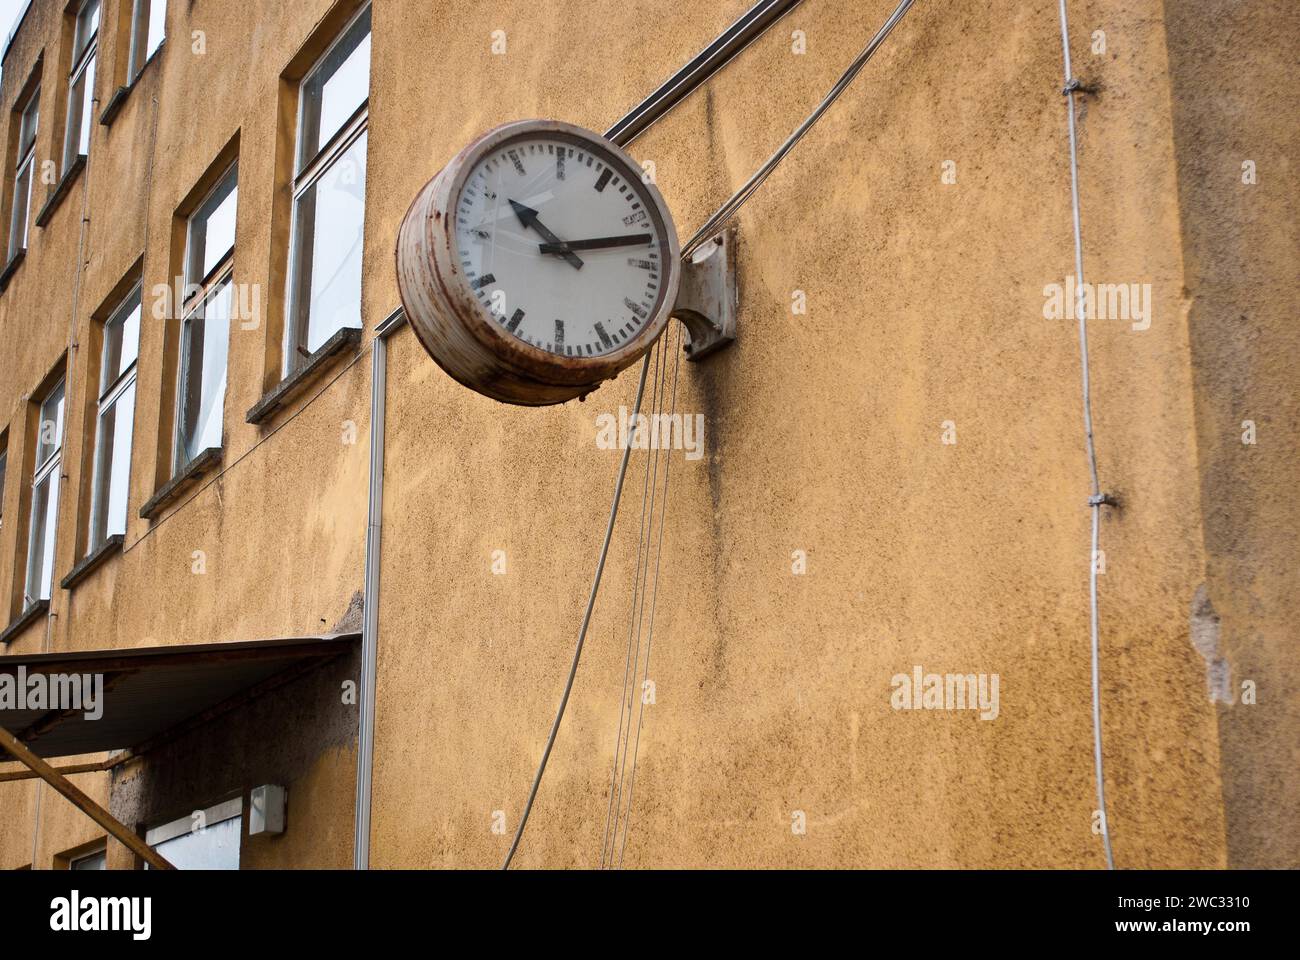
[671, 228, 738, 361]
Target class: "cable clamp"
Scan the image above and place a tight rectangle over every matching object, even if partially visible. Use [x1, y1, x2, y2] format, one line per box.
[1088, 492, 1115, 508]
[1062, 77, 1082, 95]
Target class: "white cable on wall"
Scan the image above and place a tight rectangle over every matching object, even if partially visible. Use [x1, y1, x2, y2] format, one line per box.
[1057, 0, 1116, 871]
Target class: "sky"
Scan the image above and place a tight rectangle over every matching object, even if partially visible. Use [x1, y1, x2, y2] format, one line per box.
[0, 0, 29, 81]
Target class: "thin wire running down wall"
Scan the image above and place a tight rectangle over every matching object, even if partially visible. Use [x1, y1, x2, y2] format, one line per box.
[1056, 0, 1116, 871]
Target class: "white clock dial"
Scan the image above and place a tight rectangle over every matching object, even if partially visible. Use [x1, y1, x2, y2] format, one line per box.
[453, 134, 672, 359]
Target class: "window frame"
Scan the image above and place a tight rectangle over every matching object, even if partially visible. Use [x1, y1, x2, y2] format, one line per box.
[62, 0, 100, 172]
[88, 283, 141, 550]
[283, 2, 371, 373]
[172, 163, 237, 474]
[144, 796, 242, 870]
[127, 0, 166, 80]
[25, 378, 65, 607]
[8, 84, 40, 257]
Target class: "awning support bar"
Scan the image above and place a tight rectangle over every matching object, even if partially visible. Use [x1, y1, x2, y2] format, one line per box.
[0, 725, 174, 870]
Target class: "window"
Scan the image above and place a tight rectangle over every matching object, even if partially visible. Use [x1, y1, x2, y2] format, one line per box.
[285, 4, 370, 370]
[174, 164, 236, 470]
[0, 446, 7, 534]
[89, 285, 140, 549]
[8, 85, 39, 257]
[62, 0, 99, 172]
[69, 847, 106, 870]
[25, 379, 64, 606]
[127, 0, 166, 79]
[145, 798, 240, 869]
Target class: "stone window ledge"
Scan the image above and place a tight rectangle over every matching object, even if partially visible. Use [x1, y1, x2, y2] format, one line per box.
[139, 446, 222, 521]
[246, 326, 362, 425]
[35, 155, 87, 228]
[0, 600, 50, 646]
[60, 534, 125, 591]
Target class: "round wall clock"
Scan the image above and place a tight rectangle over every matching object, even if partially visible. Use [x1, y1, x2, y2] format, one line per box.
[397, 119, 682, 406]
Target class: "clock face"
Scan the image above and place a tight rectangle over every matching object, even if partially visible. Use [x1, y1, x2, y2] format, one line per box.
[452, 132, 674, 359]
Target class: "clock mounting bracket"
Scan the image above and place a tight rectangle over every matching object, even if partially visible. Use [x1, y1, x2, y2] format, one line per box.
[671, 228, 738, 361]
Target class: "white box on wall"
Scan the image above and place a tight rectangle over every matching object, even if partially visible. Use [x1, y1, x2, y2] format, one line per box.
[249, 784, 286, 835]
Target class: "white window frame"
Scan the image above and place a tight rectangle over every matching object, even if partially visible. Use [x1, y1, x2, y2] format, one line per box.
[173, 164, 237, 474]
[8, 84, 39, 257]
[62, 0, 100, 172]
[25, 378, 65, 607]
[127, 0, 166, 80]
[88, 283, 141, 550]
[145, 797, 242, 870]
[283, 2, 370, 373]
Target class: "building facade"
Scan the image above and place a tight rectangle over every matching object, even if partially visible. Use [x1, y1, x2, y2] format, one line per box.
[0, 0, 1295, 869]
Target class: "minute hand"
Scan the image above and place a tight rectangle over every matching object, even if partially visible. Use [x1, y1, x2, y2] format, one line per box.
[538, 234, 653, 254]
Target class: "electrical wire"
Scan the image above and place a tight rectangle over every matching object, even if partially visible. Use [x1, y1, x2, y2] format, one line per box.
[599, 336, 665, 867]
[616, 324, 683, 867]
[502, 353, 653, 869]
[1057, 0, 1115, 871]
[681, 0, 919, 261]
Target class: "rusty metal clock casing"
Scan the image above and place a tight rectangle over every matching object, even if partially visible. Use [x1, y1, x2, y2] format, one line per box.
[395, 119, 681, 406]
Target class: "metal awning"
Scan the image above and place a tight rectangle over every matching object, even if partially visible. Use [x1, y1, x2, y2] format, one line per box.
[0, 633, 358, 761]
[0, 633, 357, 870]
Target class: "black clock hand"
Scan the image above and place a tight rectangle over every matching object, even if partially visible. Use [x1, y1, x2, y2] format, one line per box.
[508, 199, 584, 269]
[538, 234, 653, 254]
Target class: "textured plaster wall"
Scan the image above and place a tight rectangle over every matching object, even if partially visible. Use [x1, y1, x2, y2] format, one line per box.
[1162, 0, 1300, 868]
[0, 0, 1294, 870]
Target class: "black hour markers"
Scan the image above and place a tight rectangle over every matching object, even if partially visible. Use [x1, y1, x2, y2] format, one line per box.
[594, 168, 613, 192]
[554, 319, 565, 348]
[506, 308, 525, 333]
[556, 152, 565, 180]
[624, 298, 648, 320]
[594, 322, 613, 348]
[627, 258, 654, 270]
[507, 150, 526, 175]
[470, 273, 496, 290]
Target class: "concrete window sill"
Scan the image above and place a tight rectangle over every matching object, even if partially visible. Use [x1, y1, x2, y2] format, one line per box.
[0, 247, 25, 292]
[246, 326, 362, 425]
[35, 155, 87, 228]
[0, 599, 50, 646]
[139, 446, 222, 521]
[60, 534, 125, 591]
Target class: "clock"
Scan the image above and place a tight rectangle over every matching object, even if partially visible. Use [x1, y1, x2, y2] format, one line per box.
[396, 119, 682, 405]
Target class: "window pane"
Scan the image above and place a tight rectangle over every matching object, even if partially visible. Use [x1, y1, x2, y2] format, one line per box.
[25, 467, 59, 603]
[101, 288, 142, 391]
[298, 6, 370, 171]
[17, 90, 39, 158]
[146, 0, 166, 58]
[186, 167, 237, 284]
[289, 130, 366, 359]
[73, 0, 101, 62]
[71, 851, 106, 870]
[150, 816, 240, 870]
[130, 0, 166, 75]
[64, 57, 95, 167]
[0, 452, 7, 533]
[177, 281, 231, 465]
[91, 381, 135, 546]
[9, 161, 32, 253]
[36, 381, 65, 467]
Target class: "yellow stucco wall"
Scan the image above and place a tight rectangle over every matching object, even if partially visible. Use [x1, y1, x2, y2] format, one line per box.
[0, 0, 1294, 869]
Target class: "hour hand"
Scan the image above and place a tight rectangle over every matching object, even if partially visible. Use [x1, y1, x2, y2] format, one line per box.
[538, 234, 652, 255]
[508, 199, 583, 269]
